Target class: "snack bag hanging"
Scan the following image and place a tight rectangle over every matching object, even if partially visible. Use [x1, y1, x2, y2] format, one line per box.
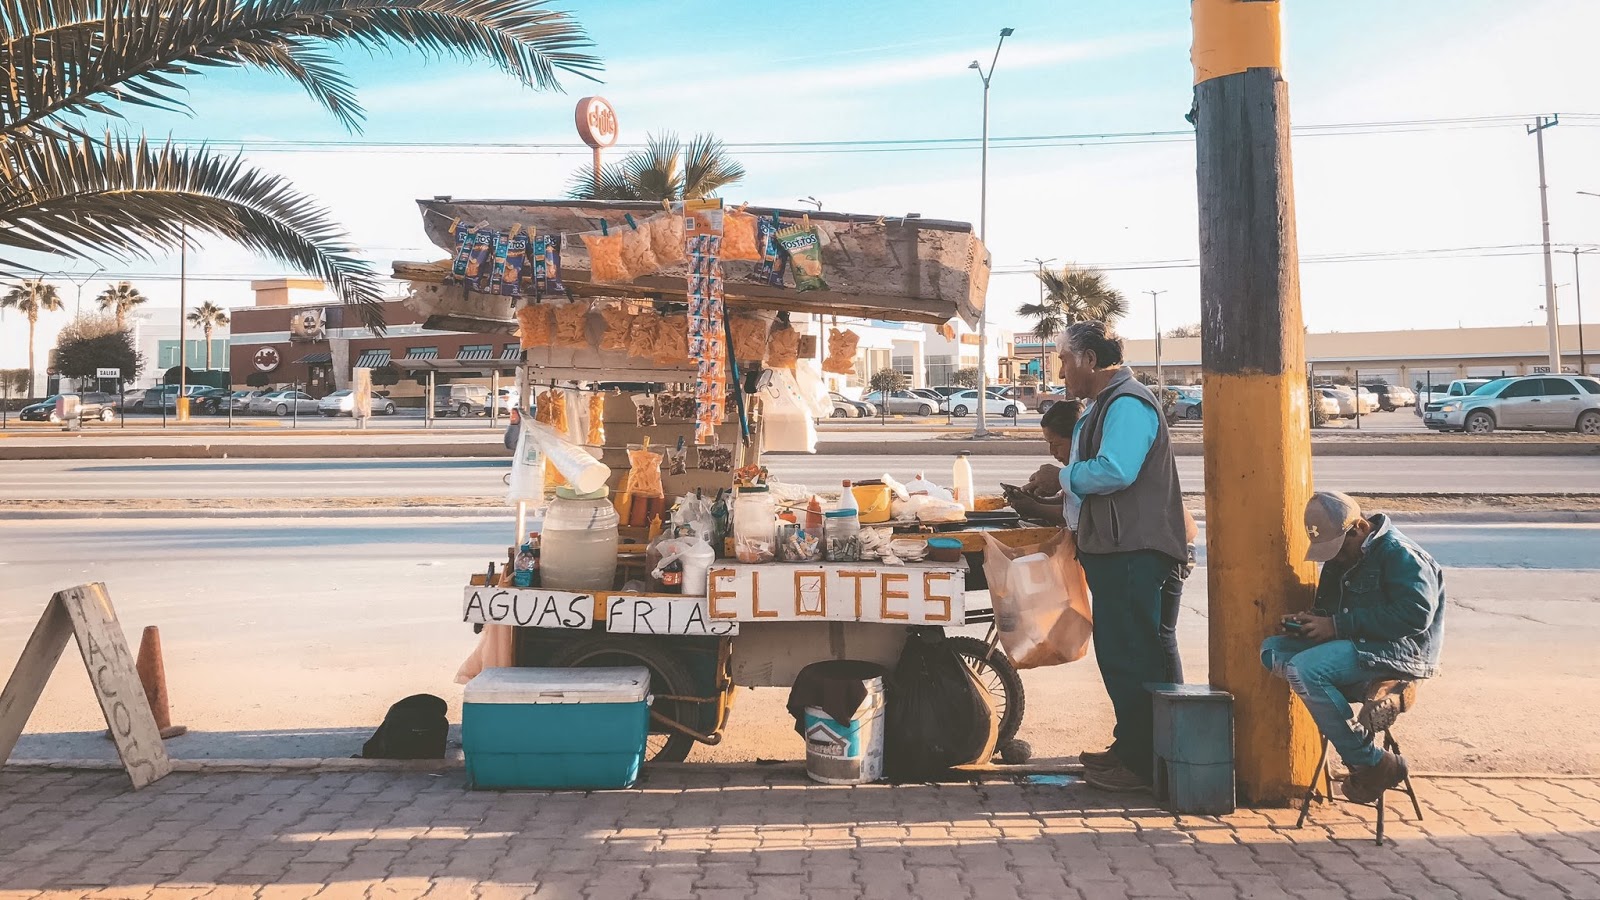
[498, 226, 529, 298]
[751, 214, 787, 286]
[684, 197, 724, 238]
[654, 313, 690, 365]
[489, 228, 511, 294]
[686, 233, 729, 444]
[552, 300, 592, 349]
[533, 235, 568, 297]
[587, 393, 606, 446]
[767, 322, 800, 369]
[776, 222, 829, 291]
[581, 223, 631, 283]
[721, 208, 762, 261]
[823, 327, 860, 376]
[626, 440, 666, 499]
[449, 219, 476, 279]
[619, 214, 660, 278]
[628, 310, 663, 360]
[647, 210, 687, 267]
[465, 227, 495, 290]
[517, 303, 553, 349]
[730, 316, 770, 363]
[599, 303, 632, 351]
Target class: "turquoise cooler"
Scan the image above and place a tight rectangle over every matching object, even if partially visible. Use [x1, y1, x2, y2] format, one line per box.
[463, 666, 651, 790]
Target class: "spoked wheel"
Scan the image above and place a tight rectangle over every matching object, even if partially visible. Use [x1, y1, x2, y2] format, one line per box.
[945, 635, 1025, 746]
[546, 636, 700, 763]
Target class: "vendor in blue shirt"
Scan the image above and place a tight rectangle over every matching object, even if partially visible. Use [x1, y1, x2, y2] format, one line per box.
[1010, 321, 1191, 793]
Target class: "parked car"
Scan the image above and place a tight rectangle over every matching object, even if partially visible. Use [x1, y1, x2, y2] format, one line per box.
[491, 387, 521, 414]
[828, 391, 876, 418]
[929, 385, 1005, 399]
[229, 390, 269, 412]
[862, 390, 939, 416]
[18, 392, 119, 423]
[825, 395, 859, 419]
[945, 389, 1018, 418]
[249, 390, 319, 416]
[1417, 379, 1492, 417]
[318, 390, 398, 417]
[1363, 382, 1415, 411]
[434, 384, 491, 417]
[188, 387, 234, 415]
[1315, 387, 1376, 417]
[1424, 375, 1600, 434]
[1169, 386, 1202, 421]
[908, 388, 949, 410]
[1314, 391, 1342, 421]
[1035, 387, 1072, 416]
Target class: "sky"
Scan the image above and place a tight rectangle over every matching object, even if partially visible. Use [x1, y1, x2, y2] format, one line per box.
[8, 0, 1600, 372]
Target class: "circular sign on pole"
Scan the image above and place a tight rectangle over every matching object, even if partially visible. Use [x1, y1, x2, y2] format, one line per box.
[574, 97, 619, 148]
[254, 347, 281, 373]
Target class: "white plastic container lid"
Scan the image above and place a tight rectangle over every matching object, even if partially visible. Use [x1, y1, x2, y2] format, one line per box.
[465, 666, 651, 705]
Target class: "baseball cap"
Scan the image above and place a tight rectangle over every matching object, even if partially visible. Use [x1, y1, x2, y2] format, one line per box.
[1304, 491, 1361, 562]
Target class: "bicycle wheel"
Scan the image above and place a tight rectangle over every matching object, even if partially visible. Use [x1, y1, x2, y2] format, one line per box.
[945, 635, 1025, 746]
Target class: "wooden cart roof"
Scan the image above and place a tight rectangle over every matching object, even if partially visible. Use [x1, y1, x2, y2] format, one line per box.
[391, 199, 989, 332]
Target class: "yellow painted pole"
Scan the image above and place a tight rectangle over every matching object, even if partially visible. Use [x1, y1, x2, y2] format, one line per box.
[1191, 0, 1320, 804]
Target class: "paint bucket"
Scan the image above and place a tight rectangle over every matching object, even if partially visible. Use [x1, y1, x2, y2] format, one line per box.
[803, 676, 886, 785]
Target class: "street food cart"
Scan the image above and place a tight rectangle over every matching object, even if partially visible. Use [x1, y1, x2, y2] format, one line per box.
[395, 199, 1052, 763]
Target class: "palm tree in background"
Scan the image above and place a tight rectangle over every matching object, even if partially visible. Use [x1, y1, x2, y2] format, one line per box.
[0, 279, 65, 396]
[0, 0, 602, 332]
[566, 132, 746, 201]
[96, 281, 147, 330]
[186, 302, 231, 370]
[1019, 265, 1128, 388]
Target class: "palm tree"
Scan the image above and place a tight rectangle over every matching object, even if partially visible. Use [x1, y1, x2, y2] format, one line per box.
[0, 279, 65, 396]
[566, 132, 746, 201]
[1022, 265, 1128, 387]
[96, 281, 147, 330]
[187, 301, 231, 370]
[0, 1, 602, 332]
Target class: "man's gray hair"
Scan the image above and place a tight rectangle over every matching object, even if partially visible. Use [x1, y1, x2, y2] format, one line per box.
[1060, 320, 1125, 369]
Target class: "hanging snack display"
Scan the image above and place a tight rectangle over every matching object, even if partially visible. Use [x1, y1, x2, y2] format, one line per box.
[619, 214, 659, 279]
[721, 208, 762, 261]
[467, 228, 495, 291]
[654, 313, 690, 365]
[628, 310, 663, 360]
[696, 436, 734, 472]
[517, 304, 553, 349]
[823, 327, 861, 376]
[686, 232, 729, 444]
[664, 438, 689, 477]
[586, 393, 605, 446]
[776, 222, 829, 292]
[499, 227, 530, 298]
[632, 393, 657, 428]
[657, 392, 697, 421]
[625, 442, 666, 499]
[648, 211, 687, 267]
[580, 224, 631, 283]
[730, 316, 770, 363]
[449, 220, 481, 279]
[599, 303, 632, 351]
[767, 322, 801, 369]
[533, 235, 566, 296]
[552, 301, 592, 349]
[751, 214, 788, 287]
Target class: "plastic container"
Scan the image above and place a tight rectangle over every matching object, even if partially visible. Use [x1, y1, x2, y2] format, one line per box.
[462, 666, 651, 790]
[825, 509, 862, 562]
[835, 480, 858, 515]
[926, 537, 964, 563]
[541, 486, 620, 590]
[653, 535, 716, 596]
[851, 481, 893, 524]
[733, 486, 777, 563]
[952, 451, 975, 512]
[802, 673, 887, 785]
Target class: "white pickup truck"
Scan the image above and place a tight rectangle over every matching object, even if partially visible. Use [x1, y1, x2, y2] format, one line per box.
[1416, 378, 1492, 417]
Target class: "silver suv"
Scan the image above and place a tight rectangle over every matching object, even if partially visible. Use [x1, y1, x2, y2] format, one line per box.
[1424, 375, 1600, 434]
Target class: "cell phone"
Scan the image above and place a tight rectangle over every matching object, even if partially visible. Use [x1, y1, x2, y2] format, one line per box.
[1282, 618, 1304, 633]
[1000, 482, 1022, 496]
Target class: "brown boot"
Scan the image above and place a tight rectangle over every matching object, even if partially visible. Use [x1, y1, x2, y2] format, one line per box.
[1358, 680, 1418, 733]
[1079, 748, 1118, 771]
[1342, 750, 1408, 804]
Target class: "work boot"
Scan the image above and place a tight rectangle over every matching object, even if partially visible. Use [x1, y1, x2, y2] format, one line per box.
[1342, 750, 1408, 804]
[1083, 761, 1151, 794]
[1079, 748, 1118, 771]
[1358, 679, 1418, 733]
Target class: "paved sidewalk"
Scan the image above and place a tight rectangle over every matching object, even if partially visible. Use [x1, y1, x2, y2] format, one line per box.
[2, 768, 1599, 900]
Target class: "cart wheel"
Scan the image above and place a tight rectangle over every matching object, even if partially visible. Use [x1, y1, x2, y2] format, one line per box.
[546, 636, 699, 763]
[945, 635, 1025, 747]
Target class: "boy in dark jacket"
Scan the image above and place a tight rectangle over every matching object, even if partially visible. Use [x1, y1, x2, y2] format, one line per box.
[1261, 491, 1445, 803]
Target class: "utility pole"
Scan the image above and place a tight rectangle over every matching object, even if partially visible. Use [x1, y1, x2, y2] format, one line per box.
[64, 267, 102, 318]
[969, 27, 1014, 438]
[1530, 115, 1561, 373]
[1025, 257, 1056, 388]
[1192, 0, 1318, 803]
[177, 224, 189, 422]
[1574, 248, 1590, 375]
[1146, 289, 1168, 394]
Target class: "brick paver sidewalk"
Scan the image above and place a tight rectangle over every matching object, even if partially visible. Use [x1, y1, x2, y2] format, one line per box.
[2, 768, 1598, 900]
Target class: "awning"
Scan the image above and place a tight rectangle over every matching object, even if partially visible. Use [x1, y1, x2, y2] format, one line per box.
[355, 349, 392, 368]
[454, 347, 494, 361]
[297, 352, 332, 365]
[501, 345, 524, 361]
[401, 348, 438, 361]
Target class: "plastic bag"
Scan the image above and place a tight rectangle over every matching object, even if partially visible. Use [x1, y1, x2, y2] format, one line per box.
[599, 303, 632, 351]
[552, 301, 591, 349]
[628, 310, 662, 360]
[906, 495, 965, 524]
[905, 473, 953, 502]
[586, 393, 605, 446]
[581, 228, 631, 283]
[823, 328, 859, 375]
[982, 530, 1094, 669]
[653, 313, 689, 365]
[517, 304, 553, 349]
[626, 443, 665, 499]
[499, 227, 530, 297]
[767, 323, 800, 368]
[750, 215, 787, 286]
[631, 393, 657, 427]
[761, 369, 817, 453]
[730, 316, 770, 363]
[619, 215, 660, 278]
[721, 208, 762, 261]
[648, 211, 687, 267]
[884, 629, 999, 782]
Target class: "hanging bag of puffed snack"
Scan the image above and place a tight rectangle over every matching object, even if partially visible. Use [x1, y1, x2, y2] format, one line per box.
[823, 327, 860, 376]
[465, 227, 495, 291]
[776, 219, 829, 292]
[535, 388, 570, 487]
[580, 221, 632, 284]
[586, 392, 606, 446]
[684, 197, 724, 238]
[721, 207, 762, 261]
[750, 214, 787, 286]
[552, 300, 593, 350]
[517, 303, 553, 349]
[766, 319, 800, 369]
[499, 225, 530, 298]
[619, 214, 660, 279]
[598, 302, 632, 351]
[653, 313, 691, 366]
[647, 208, 686, 268]
[730, 316, 770, 364]
[626, 439, 666, 500]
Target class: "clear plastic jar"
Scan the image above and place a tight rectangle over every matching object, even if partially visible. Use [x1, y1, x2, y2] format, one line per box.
[540, 486, 619, 590]
[733, 486, 777, 563]
[825, 509, 861, 562]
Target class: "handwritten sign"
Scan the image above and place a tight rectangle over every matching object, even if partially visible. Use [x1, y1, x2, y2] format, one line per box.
[605, 596, 737, 636]
[462, 587, 737, 636]
[706, 564, 964, 624]
[0, 584, 172, 789]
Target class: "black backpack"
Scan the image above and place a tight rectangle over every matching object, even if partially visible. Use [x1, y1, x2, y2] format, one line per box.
[361, 694, 449, 759]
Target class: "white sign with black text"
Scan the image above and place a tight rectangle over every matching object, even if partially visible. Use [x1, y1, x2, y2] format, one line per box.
[462, 587, 737, 636]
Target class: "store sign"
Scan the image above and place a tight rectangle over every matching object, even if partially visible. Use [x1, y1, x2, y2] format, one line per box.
[289, 308, 327, 342]
[96, 367, 121, 379]
[574, 96, 619, 149]
[706, 565, 964, 625]
[253, 347, 281, 373]
[462, 587, 736, 636]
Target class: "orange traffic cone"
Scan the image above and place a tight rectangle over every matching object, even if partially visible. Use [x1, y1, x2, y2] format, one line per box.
[136, 626, 186, 740]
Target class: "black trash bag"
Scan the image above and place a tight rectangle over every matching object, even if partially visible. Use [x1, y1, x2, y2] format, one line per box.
[883, 628, 998, 782]
[361, 694, 449, 760]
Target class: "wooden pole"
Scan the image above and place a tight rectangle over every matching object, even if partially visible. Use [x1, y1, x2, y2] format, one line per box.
[1192, 0, 1319, 804]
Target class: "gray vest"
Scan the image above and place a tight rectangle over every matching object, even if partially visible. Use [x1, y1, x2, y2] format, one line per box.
[1075, 368, 1189, 562]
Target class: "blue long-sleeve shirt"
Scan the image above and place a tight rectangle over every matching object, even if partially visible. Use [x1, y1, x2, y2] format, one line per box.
[1059, 396, 1160, 530]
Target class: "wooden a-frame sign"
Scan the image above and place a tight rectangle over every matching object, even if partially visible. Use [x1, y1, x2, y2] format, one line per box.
[0, 583, 172, 788]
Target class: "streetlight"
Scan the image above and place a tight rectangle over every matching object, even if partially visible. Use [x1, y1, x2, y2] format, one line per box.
[1145, 290, 1168, 393]
[1024, 256, 1056, 388]
[1528, 115, 1561, 373]
[969, 26, 1014, 438]
[64, 266, 103, 318]
[797, 196, 822, 211]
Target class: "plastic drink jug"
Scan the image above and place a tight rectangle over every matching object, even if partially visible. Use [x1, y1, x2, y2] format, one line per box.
[952, 451, 975, 511]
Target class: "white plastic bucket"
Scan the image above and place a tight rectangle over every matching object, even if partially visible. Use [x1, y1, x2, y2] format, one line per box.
[802, 676, 886, 785]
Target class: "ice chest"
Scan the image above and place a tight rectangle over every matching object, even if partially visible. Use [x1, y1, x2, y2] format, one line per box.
[463, 666, 651, 790]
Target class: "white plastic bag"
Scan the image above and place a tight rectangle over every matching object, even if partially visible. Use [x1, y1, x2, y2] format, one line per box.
[761, 369, 818, 452]
[905, 473, 953, 502]
[982, 530, 1094, 669]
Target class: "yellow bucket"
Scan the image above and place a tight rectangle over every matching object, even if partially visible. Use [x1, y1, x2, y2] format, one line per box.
[852, 483, 893, 524]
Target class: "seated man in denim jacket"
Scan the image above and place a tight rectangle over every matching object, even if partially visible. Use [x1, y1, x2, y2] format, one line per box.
[1261, 491, 1445, 803]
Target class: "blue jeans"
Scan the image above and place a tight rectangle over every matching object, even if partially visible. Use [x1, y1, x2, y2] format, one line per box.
[1259, 636, 1388, 768]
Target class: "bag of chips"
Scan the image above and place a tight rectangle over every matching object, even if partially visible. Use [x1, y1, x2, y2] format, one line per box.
[684, 198, 724, 238]
[626, 443, 666, 499]
[599, 303, 632, 351]
[823, 328, 860, 376]
[499, 226, 529, 298]
[730, 316, 770, 363]
[632, 393, 657, 427]
[619, 214, 660, 278]
[750, 214, 788, 286]
[721, 208, 761, 261]
[648, 211, 687, 268]
[776, 223, 828, 292]
[587, 392, 606, 446]
[449, 220, 476, 279]
[628, 310, 663, 360]
[653, 313, 690, 365]
[533, 235, 567, 297]
[552, 301, 592, 349]
[517, 304, 553, 349]
[767, 323, 800, 369]
[466, 228, 495, 291]
[581, 227, 631, 283]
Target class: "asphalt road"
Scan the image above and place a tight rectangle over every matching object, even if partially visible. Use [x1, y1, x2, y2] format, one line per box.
[3, 514, 1596, 774]
[1, 454, 1595, 501]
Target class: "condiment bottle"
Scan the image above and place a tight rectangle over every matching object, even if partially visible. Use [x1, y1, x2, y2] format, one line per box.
[953, 451, 975, 511]
[805, 495, 824, 531]
[837, 480, 858, 514]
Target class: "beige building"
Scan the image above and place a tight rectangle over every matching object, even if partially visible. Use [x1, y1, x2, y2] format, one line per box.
[1018, 324, 1599, 388]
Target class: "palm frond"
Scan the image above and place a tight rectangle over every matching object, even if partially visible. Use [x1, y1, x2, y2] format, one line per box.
[0, 0, 602, 138]
[0, 132, 387, 330]
[681, 132, 744, 199]
[1039, 264, 1127, 325]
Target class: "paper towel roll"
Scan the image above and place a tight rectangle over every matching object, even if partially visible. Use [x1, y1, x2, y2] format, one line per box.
[524, 419, 610, 493]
